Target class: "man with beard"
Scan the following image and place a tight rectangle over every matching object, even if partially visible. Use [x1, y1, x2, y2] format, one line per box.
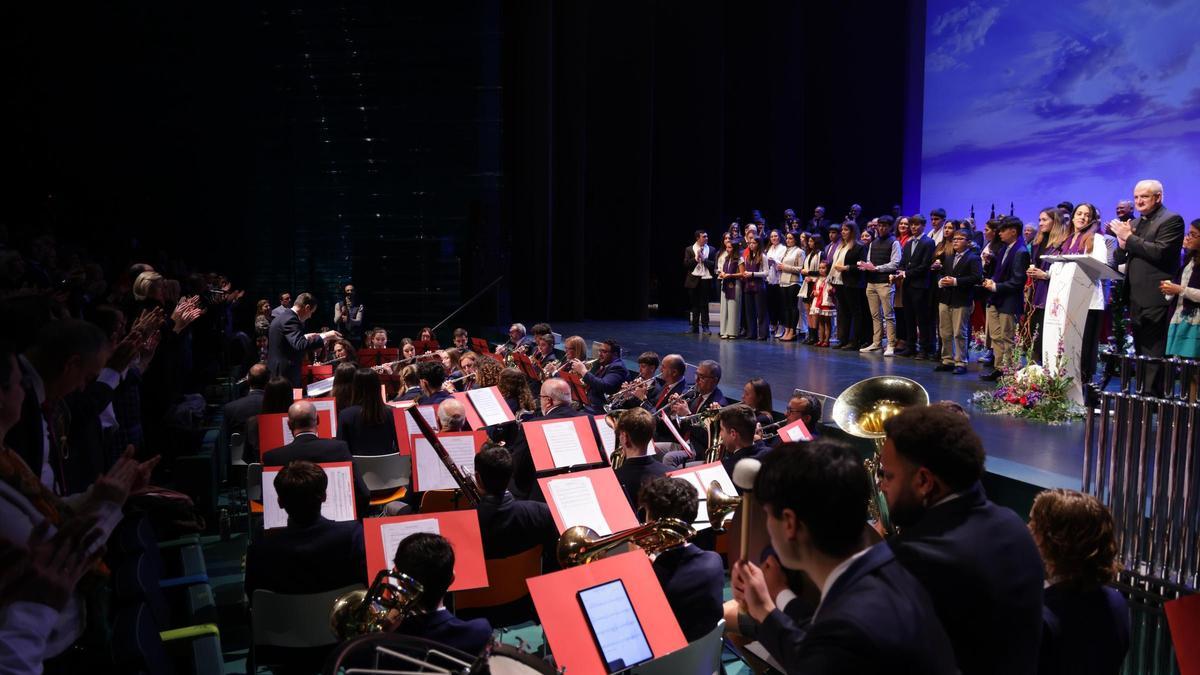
[879, 405, 1043, 675]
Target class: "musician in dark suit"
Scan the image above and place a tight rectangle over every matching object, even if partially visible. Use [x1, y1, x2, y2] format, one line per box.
[639, 477, 724, 642]
[1029, 489, 1129, 675]
[262, 401, 370, 517]
[220, 363, 267, 463]
[570, 338, 628, 414]
[933, 231, 983, 374]
[684, 230, 716, 334]
[732, 439, 957, 674]
[664, 359, 729, 467]
[768, 394, 822, 449]
[270, 292, 291, 321]
[415, 360, 453, 405]
[508, 379, 585, 499]
[636, 353, 686, 417]
[611, 408, 669, 512]
[1109, 179, 1186, 396]
[881, 405, 1044, 675]
[613, 351, 660, 410]
[473, 444, 557, 560]
[807, 206, 831, 236]
[896, 214, 937, 358]
[244, 460, 366, 597]
[267, 292, 339, 387]
[391, 533, 493, 655]
[716, 404, 767, 483]
[980, 217, 1030, 381]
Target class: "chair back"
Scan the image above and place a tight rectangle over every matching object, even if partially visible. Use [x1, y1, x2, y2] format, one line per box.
[230, 432, 246, 467]
[455, 545, 543, 609]
[629, 619, 725, 675]
[251, 584, 363, 649]
[419, 489, 474, 513]
[353, 453, 411, 492]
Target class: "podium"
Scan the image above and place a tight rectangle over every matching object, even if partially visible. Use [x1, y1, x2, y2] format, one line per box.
[1040, 254, 1122, 404]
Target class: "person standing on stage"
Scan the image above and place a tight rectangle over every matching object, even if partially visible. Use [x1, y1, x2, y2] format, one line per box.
[271, 292, 292, 320]
[896, 214, 937, 359]
[267, 292, 339, 387]
[684, 230, 716, 335]
[333, 283, 363, 344]
[980, 217, 1030, 381]
[1109, 179, 1185, 396]
[717, 233, 745, 340]
[858, 216, 902, 356]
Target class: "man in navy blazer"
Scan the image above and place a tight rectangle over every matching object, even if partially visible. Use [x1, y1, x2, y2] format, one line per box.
[934, 231, 984, 374]
[732, 439, 957, 674]
[716, 404, 768, 484]
[571, 338, 629, 414]
[244, 460, 366, 597]
[473, 444, 558, 560]
[611, 408, 669, 513]
[881, 405, 1044, 675]
[980, 217, 1030, 380]
[221, 363, 267, 464]
[641, 476, 724, 642]
[262, 401, 370, 517]
[896, 214, 938, 358]
[664, 359, 729, 467]
[267, 293, 339, 387]
[508, 379, 586, 499]
[391, 532, 493, 656]
[414, 360, 454, 406]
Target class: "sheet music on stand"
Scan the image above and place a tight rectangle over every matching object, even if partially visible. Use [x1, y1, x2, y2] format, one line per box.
[547, 476, 612, 535]
[263, 462, 356, 529]
[306, 375, 335, 398]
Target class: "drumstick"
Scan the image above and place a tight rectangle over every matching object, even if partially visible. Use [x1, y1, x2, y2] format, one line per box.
[732, 458, 762, 562]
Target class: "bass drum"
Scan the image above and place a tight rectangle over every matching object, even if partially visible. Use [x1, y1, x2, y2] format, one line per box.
[471, 643, 558, 675]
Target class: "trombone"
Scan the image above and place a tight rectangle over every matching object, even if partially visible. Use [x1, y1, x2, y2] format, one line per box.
[557, 518, 695, 567]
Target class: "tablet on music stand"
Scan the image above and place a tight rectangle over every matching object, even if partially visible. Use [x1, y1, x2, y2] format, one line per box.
[577, 579, 654, 673]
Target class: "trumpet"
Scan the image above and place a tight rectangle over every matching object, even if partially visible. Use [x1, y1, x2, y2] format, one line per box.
[605, 375, 655, 409]
[756, 418, 791, 442]
[557, 518, 695, 567]
[676, 401, 739, 425]
[330, 568, 425, 640]
[545, 358, 597, 378]
[653, 384, 697, 414]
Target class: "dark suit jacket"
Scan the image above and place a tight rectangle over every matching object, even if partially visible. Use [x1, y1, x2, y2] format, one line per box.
[721, 443, 766, 488]
[395, 609, 492, 656]
[936, 249, 984, 307]
[476, 492, 558, 560]
[581, 360, 629, 414]
[337, 405, 398, 456]
[262, 434, 370, 517]
[683, 244, 718, 288]
[1038, 584, 1129, 675]
[653, 544, 725, 642]
[63, 378, 117, 494]
[508, 404, 587, 499]
[267, 309, 317, 387]
[613, 455, 669, 513]
[416, 390, 453, 406]
[986, 240, 1031, 315]
[1114, 205, 1185, 309]
[221, 389, 263, 463]
[680, 388, 730, 453]
[888, 481, 1044, 675]
[244, 516, 366, 597]
[898, 236, 936, 289]
[758, 543, 958, 675]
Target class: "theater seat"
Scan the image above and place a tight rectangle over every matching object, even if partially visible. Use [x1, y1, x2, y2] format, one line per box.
[352, 452, 410, 508]
[629, 619, 725, 675]
[455, 545, 543, 610]
[249, 584, 365, 673]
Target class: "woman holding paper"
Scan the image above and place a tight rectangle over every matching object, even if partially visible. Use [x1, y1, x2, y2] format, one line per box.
[1024, 208, 1069, 362]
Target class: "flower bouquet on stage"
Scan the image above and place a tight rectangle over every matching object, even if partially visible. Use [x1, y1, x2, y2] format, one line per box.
[971, 330, 1084, 424]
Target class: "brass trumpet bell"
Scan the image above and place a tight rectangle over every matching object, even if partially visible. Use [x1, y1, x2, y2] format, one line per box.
[556, 518, 696, 567]
[706, 481, 740, 532]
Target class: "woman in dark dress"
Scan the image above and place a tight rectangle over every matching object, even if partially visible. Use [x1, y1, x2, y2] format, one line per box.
[336, 368, 397, 456]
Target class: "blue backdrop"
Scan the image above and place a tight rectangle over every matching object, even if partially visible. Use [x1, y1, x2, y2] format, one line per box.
[920, 0, 1200, 223]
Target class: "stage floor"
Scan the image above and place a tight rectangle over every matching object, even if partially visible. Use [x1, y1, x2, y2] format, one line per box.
[552, 319, 1084, 490]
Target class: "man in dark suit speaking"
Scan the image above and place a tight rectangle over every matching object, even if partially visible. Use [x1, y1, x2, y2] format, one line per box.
[1109, 179, 1185, 396]
[731, 438, 957, 674]
[267, 292, 340, 387]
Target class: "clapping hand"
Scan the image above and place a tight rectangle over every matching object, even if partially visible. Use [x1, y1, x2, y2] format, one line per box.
[0, 517, 104, 611]
[1108, 219, 1132, 244]
[171, 296, 206, 333]
[93, 446, 160, 506]
[106, 332, 141, 373]
[1160, 280, 1183, 295]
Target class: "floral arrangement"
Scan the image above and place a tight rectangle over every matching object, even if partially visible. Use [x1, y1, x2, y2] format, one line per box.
[970, 330, 1085, 424]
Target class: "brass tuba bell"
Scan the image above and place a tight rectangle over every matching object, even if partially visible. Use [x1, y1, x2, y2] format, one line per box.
[330, 569, 425, 641]
[556, 518, 696, 567]
[831, 376, 929, 535]
[705, 481, 740, 533]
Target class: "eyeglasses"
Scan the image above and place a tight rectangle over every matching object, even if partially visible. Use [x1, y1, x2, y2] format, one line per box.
[695, 373, 716, 380]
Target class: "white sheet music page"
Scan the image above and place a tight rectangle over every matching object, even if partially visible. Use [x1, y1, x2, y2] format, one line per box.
[548, 476, 611, 535]
[379, 519, 442, 567]
[595, 418, 617, 461]
[466, 387, 511, 426]
[280, 417, 294, 445]
[542, 420, 587, 467]
[262, 464, 356, 529]
[412, 435, 477, 491]
[416, 405, 439, 429]
[696, 465, 736, 497]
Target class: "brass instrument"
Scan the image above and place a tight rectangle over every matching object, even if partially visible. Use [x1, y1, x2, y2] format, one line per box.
[653, 384, 697, 415]
[502, 343, 530, 367]
[605, 375, 655, 410]
[705, 481, 740, 532]
[372, 351, 439, 374]
[676, 401, 739, 426]
[406, 406, 481, 506]
[756, 418, 790, 442]
[330, 568, 425, 640]
[545, 358, 597, 378]
[602, 409, 626, 470]
[557, 517, 696, 567]
[831, 376, 929, 535]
